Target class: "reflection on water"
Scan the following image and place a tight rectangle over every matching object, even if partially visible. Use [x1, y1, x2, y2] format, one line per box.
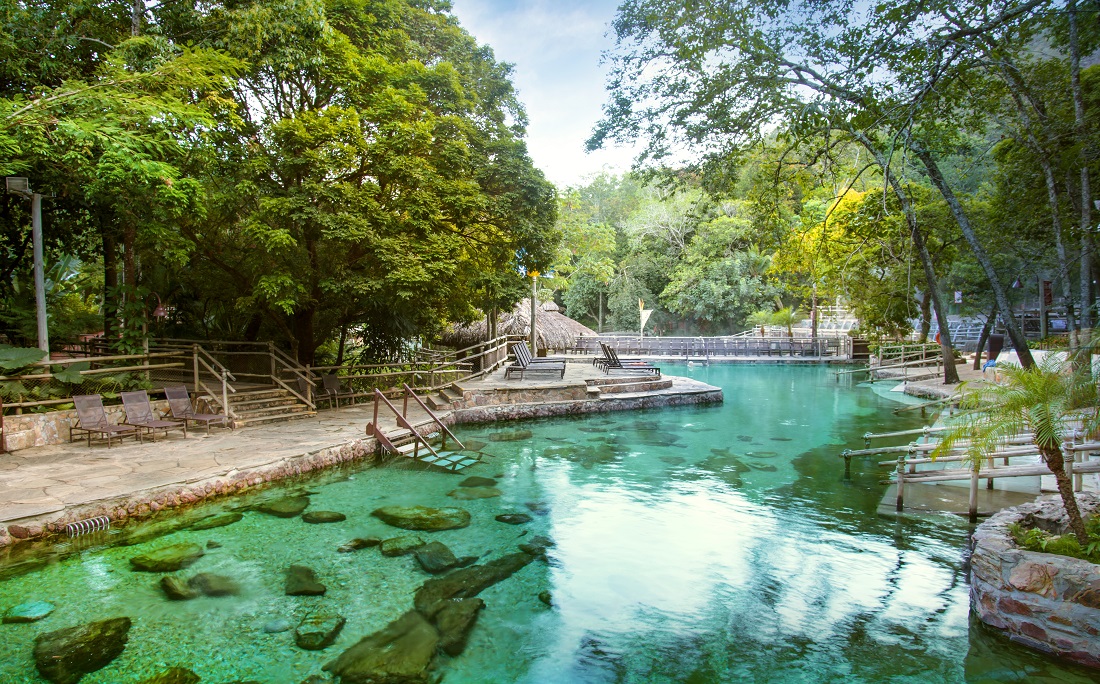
[0, 364, 1096, 683]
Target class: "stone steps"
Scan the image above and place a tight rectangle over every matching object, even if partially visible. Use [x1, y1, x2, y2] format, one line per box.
[200, 386, 316, 429]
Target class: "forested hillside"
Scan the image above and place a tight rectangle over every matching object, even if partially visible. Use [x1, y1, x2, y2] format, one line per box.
[0, 0, 557, 364]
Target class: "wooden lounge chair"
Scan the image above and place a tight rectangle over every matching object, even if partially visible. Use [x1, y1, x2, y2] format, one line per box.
[121, 390, 187, 441]
[512, 343, 564, 366]
[70, 394, 142, 447]
[504, 344, 565, 379]
[164, 386, 229, 434]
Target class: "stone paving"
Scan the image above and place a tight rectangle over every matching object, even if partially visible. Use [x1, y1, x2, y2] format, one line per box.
[0, 362, 722, 544]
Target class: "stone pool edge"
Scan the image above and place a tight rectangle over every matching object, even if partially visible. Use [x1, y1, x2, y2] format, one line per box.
[0, 380, 723, 549]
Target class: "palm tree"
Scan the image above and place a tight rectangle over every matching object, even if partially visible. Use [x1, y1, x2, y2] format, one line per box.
[934, 354, 1095, 544]
[771, 306, 802, 338]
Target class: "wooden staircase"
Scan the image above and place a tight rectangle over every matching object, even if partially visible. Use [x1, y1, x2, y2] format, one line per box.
[366, 384, 478, 472]
[200, 387, 315, 428]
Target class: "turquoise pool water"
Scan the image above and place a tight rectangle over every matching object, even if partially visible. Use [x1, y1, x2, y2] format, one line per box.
[0, 364, 1095, 683]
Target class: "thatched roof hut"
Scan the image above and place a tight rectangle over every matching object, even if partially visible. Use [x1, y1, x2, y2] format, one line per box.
[442, 299, 597, 352]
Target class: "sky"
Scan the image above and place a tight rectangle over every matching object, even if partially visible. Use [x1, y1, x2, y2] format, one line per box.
[449, 0, 638, 189]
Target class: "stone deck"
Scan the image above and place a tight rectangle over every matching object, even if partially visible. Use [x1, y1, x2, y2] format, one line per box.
[0, 363, 721, 547]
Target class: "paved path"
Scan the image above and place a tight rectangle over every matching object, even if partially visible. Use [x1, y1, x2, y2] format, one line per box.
[0, 362, 716, 528]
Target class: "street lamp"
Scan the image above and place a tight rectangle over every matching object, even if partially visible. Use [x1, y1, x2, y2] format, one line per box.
[5, 177, 48, 357]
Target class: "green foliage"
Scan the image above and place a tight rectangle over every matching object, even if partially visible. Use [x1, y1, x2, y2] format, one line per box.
[0, 346, 47, 370]
[1009, 517, 1100, 563]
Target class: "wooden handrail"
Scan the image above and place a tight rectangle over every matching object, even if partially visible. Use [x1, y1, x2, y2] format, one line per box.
[402, 383, 463, 451]
[370, 388, 442, 460]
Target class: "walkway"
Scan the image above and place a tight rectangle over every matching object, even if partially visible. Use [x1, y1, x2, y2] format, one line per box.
[0, 363, 721, 544]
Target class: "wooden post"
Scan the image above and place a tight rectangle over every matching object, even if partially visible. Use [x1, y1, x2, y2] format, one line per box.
[221, 369, 230, 420]
[987, 455, 995, 489]
[969, 469, 979, 522]
[268, 341, 276, 383]
[192, 344, 199, 393]
[843, 451, 852, 479]
[895, 452, 906, 511]
[402, 389, 408, 420]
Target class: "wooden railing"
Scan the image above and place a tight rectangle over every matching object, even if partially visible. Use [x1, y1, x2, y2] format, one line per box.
[365, 385, 464, 460]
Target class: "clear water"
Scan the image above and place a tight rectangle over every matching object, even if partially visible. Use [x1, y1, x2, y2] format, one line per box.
[1, 364, 1095, 683]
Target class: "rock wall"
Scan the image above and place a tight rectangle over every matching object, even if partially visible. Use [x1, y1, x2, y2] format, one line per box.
[970, 493, 1100, 669]
[454, 388, 723, 423]
[3, 400, 170, 451]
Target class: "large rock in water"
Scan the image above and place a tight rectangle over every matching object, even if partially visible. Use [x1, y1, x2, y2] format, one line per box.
[3, 600, 54, 623]
[130, 543, 204, 572]
[188, 572, 241, 597]
[34, 617, 131, 684]
[138, 667, 200, 684]
[295, 611, 346, 651]
[190, 512, 243, 531]
[447, 487, 501, 500]
[257, 495, 310, 518]
[323, 611, 439, 684]
[286, 565, 327, 596]
[371, 506, 470, 531]
[303, 511, 346, 524]
[435, 598, 485, 656]
[414, 541, 458, 574]
[414, 552, 535, 615]
[380, 535, 425, 557]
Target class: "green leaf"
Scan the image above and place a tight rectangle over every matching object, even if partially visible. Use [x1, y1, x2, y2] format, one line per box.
[0, 346, 47, 371]
[52, 362, 91, 384]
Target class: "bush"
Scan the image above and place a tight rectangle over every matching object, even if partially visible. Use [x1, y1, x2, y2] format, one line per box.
[1009, 516, 1100, 563]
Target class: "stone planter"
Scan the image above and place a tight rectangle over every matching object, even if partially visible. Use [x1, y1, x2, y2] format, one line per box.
[970, 492, 1100, 669]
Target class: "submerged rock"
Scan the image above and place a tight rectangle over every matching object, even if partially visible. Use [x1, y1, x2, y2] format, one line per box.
[380, 535, 426, 557]
[447, 487, 501, 500]
[303, 511, 347, 524]
[338, 538, 380, 553]
[659, 455, 685, 465]
[34, 617, 131, 684]
[324, 611, 439, 684]
[414, 542, 459, 574]
[3, 600, 54, 623]
[188, 572, 241, 597]
[160, 576, 199, 601]
[190, 512, 243, 531]
[488, 429, 532, 442]
[458, 476, 497, 488]
[130, 543, 204, 572]
[435, 598, 485, 656]
[538, 591, 553, 606]
[414, 552, 536, 615]
[371, 506, 470, 531]
[138, 667, 200, 684]
[286, 565, 327, 596]
[495, 513, 532, 525]
[524, 502, 550, 515]
[461, 439, 487, 452]
[263, 618, 292, 634]
[296, 611, 346, 651]
[257, 496, 310, 518]
[518, 535, 555, 557]
[748, 462, 778, 472]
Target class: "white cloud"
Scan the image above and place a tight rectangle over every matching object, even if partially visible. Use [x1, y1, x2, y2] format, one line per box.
[450, 0, 640, 188]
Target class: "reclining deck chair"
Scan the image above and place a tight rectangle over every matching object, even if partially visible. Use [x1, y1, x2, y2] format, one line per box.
[504, 343, 566, 380]
[71, 394, 142, 447]
[321, 373, 357, 409]
[121, 390, 187, 441]
[164, 386, 229, 434]
[597, 342, 661, 377]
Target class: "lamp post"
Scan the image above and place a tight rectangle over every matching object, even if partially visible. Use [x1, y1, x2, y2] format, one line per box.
[529, 271, 538, 355]
[5, 178, 48, 358]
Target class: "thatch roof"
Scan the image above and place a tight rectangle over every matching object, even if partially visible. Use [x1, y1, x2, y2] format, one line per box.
[441, 299, 597, 351]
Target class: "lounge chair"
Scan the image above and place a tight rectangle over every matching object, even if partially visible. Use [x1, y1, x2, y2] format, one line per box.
[504, 344, 565, 380]
[70, 394, 142, 447]
[512, 343, 564, 366]
[121, 390, 187, 441]
[599, 343, 661, 377]
[164, 386, 229, 434]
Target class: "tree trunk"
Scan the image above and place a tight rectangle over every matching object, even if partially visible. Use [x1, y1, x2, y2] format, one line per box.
[336, 323, 348, 366]
[1068, 0, 1094, 352]
[292, 307, 316, 365]
[972, 302, 998, 371]
[851, 130, 959, 383]
[911, 146, 1035, 369]
[919, 290, 932, 343]
[102, 226, 118, 343]
[242, 312, 264, 342]
[1039, 444, 1089, 545]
